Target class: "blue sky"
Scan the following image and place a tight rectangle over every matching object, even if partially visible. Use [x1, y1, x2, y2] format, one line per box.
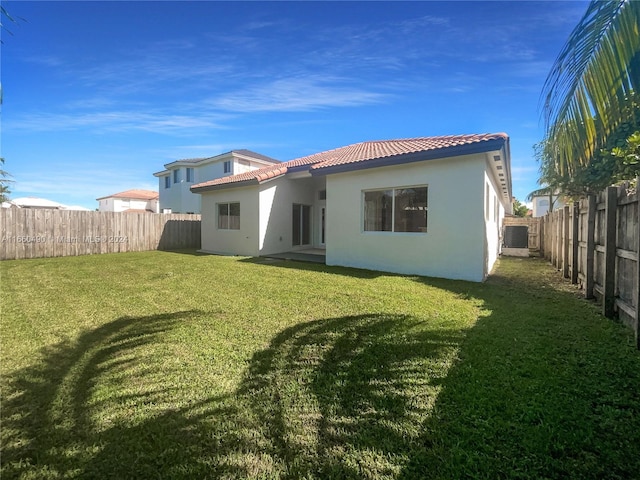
[2, 1, 588, 210]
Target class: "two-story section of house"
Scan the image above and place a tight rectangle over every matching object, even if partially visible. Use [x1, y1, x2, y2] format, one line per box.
[153, 150, 280, 213]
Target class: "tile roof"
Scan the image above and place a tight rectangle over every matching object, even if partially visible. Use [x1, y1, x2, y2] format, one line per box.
[191, 133, 508, 192]
[97, 189, 159, 201]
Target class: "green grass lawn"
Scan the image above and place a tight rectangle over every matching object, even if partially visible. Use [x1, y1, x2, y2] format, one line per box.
[1, 252, 639, 479]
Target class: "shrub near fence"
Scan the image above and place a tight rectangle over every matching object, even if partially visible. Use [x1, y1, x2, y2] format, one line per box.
[0, 209, 201, 260]
[540, 181, 639, 349]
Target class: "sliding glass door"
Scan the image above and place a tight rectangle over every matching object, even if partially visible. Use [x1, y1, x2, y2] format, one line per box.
[293, 204, 311, 246]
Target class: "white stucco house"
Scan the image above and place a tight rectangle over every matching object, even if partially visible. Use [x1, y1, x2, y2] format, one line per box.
[191, 134, 512, 282]
[3, 197, 91, 210]
[531, 193, 566, 217]
[153, 150, 280, 214]
[96, 189, 159, 213]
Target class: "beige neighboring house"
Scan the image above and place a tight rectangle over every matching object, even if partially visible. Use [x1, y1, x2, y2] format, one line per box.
[97, 189, 159, 213]
[153, 150, 281, 214]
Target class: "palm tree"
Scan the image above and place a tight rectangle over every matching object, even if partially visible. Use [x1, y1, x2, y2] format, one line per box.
[541, 0, 640, 176]
[0, 157, 12, 203]
[527, 141, 562, 211]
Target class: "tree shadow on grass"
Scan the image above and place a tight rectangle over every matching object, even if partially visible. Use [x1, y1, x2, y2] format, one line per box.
[1, 311, 465, 479]
[1, 310, 247, 479]
[238, 314, 465, 479]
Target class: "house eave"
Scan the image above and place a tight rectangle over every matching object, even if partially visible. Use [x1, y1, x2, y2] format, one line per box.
[190, 178, 260, 194]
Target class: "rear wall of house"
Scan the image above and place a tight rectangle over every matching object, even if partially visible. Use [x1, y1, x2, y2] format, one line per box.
[199, 186, 260, 256]
[325, 155, 488, 282]
[483, 166, 506, 278]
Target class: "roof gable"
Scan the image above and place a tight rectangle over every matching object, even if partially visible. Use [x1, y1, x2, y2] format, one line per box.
[157, 149, 281, 173]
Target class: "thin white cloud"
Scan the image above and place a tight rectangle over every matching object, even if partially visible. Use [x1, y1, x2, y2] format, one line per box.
[25, 55, 65, 67]
[77, 58, 233, 96]
[7, 110, 231, 134]
[210, 76, 389, 113]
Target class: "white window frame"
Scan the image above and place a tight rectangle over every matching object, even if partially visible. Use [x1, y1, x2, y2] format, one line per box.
[217, 202, 240, 230]
[173, 169, 181, 184]
[223, 160, 232, 174]
[362, 185, 428, 234]
[164, 176, 170, 189]
[186, 167, 194, 183]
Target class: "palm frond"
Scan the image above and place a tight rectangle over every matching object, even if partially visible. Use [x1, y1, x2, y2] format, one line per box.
[542, 0, 640, 174]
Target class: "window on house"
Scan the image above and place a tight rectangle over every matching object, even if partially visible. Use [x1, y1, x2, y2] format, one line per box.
[173, 169, 181, 184]
[363, 186, 428, 233]
[223, 160, 232, 174]
[186, 167, 194, 182]
[164, 176, 170, 189]
[218, 202, 240, 230]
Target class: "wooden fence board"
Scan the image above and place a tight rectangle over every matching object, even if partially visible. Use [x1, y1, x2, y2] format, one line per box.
[0, 209, 201, 260]
[572, 202, 579, 284]
[603, 187, 618, 317]
[539, 183, 639, 348]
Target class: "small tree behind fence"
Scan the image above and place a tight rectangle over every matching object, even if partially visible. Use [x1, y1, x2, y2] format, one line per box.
[539, 181, 639, 349]
[1, 209, 201, 260]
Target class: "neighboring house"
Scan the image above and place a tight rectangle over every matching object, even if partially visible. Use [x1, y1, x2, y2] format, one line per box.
[531, 194, 565, 217]
[96, 189, 159, 213]
[3, 197, 90, 210]
[191, 133, 512, 282]
[153, 150, 280, 214]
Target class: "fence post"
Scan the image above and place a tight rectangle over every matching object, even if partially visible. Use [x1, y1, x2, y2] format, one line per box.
[551, 212, 557, 267]
[539, 216, 545, 258]
[563, 205, 570, 278]
[556, 209, 563, 270]
[585, 194, 596, 299]
[572, 202, 579, 284]
[603, 186, 618, 318]
[635, 177, 640, 349]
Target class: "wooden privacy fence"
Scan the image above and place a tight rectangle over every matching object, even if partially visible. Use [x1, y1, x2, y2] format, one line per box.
[540, 182, 639, 348]
[503, 216, 541, 252]
[0, 209, 201, 260]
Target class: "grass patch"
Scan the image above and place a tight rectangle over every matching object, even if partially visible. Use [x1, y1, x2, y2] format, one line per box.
[1, 252, 639, 479]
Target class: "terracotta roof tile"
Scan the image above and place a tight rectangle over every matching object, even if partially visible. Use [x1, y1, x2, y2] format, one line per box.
[97, 189, 159, 201]
[191, 133, 508, 192]
[308, 134, 508, 171]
